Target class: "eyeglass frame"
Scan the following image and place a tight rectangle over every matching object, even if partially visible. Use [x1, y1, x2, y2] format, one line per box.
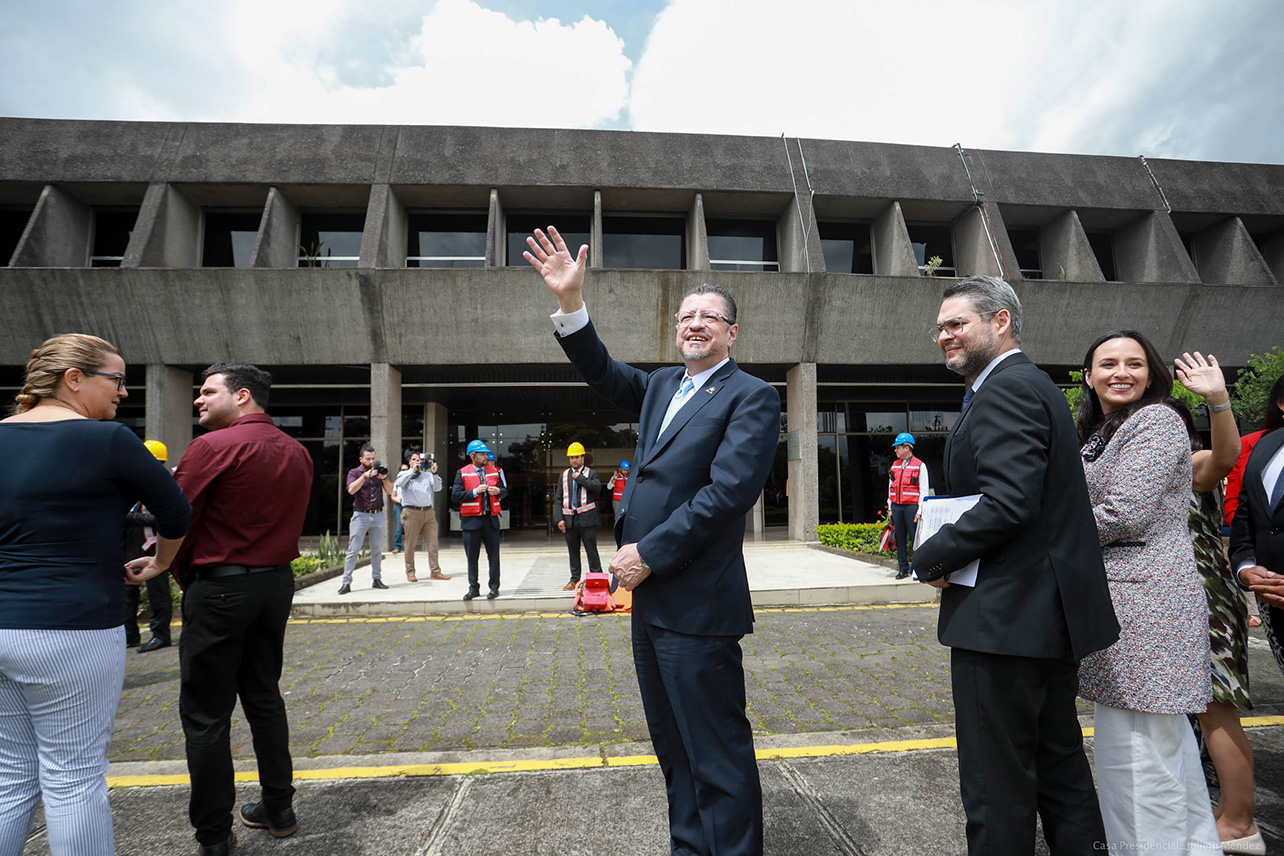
[83, 370, 127, 391]
[674, 309, 734, 328]
[928, 312, 996, 342]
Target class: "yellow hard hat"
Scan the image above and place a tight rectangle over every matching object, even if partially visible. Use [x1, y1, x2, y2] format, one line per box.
[144, 439, 168, 462]
[567, 441, 586, 457]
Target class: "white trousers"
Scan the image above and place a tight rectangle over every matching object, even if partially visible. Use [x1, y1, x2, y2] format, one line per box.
[1093, 703, 1221, 853]
[0, 626, 125, 856]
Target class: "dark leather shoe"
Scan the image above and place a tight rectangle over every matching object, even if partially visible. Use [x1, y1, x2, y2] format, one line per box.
[197, 831, 234, 855]
[487, 589, 499, 599]
[239, 801, 298, 838]
[137, 637, 170, 653]
[463, 589, 480, 601]
[895, 569, 910, 580]
[371, 579, 390, 590]
[337, 583, 351, 595]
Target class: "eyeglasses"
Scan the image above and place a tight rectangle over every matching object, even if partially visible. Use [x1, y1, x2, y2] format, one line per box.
[928, 313, 995, 341]
[674, 310, 732, 328]
[85, 370, 127, 391]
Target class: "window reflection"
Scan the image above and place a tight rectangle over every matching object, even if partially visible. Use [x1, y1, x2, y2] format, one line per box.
[819, 222, 874, 274]
[203, 212, 260, 267]
[707, 219, 778, 271]
[407, 213, 487, 267]
[507, 214, 589, 266]
[602, 217, 685, 269]
[90, 209, 138, 267]
[907, 224, 955, 276]
[299, 213, 365, 268]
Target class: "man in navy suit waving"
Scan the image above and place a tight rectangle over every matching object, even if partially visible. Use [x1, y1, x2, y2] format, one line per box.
[526, 226, 780, 856]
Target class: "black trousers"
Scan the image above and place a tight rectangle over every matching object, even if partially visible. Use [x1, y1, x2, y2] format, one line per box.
[890, 502, 918, 572]
[632, 620, 763, 856]
[461, 519, 501, 593]
[951, 648, 1106, 855]
[563, 516, 601, 581]
[179, 568, 295, 846]
[121, 573, 173, 645]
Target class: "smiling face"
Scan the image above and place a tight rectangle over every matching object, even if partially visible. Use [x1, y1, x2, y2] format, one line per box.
[1085, 337, 1150, 415]
[935, 295, 1002, 383]
[78, 352, 128, 420]
[675, 293, 737, 371]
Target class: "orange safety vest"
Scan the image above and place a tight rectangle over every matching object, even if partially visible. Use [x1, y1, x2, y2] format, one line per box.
[460, 466, 503, 516]
[889, 457, 923, 504]
[561, 468, 596, 516]
[612, 473, 628, 502]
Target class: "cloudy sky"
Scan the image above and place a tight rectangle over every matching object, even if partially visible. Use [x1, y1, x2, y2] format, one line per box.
[2, 0, 1281, 164]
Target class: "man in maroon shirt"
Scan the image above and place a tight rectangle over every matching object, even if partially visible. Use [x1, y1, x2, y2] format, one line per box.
[137, 363, 313, 856]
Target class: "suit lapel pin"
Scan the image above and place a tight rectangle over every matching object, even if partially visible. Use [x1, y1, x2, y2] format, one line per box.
[705, 386, 716, 394]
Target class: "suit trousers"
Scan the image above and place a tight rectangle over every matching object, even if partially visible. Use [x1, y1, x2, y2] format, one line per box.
[951, 648, 1105, 855]
[461, 518, 501, 593]
[890, 502, 918, 572]
[122, 572, 173, 645]
[562, 515, 601, 581]
[180, 569, 295, 846]
[632, 620, 763, 856]
[400, 507, 441, 576]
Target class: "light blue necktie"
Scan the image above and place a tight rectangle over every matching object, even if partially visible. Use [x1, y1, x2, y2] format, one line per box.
[658, 376, 696, 437]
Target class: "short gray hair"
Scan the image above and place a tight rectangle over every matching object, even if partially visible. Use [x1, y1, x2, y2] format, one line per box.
[942, 275, 1022, 344]
[682, 283, 737, 324]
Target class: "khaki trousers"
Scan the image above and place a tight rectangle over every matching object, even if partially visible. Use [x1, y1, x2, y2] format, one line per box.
[400, 507, 440, 576]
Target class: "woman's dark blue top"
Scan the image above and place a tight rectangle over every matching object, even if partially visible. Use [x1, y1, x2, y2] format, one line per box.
[0, 419, 192, 630]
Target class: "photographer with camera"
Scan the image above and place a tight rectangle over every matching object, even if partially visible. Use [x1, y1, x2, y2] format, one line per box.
[338, 444, 396, 594]
[394, 451, 449, 583]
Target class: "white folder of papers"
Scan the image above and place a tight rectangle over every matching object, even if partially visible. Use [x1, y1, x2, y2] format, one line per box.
[914, 494, 984, 587]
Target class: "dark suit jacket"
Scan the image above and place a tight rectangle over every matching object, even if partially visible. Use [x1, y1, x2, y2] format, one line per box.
[912, 353, 1119, 661]
[450, 469, 508, 531]
[558, 321, 781, 637]
[554, 467, 602, 528]
[1231, 427, 1284, 574]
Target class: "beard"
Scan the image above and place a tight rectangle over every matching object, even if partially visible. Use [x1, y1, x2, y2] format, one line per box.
[944, 330, 1000, 379]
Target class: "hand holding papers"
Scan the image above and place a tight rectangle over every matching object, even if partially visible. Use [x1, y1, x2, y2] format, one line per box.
[914, 495, 983, 586]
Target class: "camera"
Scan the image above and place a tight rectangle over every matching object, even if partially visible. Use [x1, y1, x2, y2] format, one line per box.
[371, 460, 389, 476]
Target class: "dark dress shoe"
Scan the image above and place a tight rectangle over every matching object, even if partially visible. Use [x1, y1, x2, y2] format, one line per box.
[137, 637, 170, 653]
[197, 831, 234, 855]
[895, 569, 910, 580]
[487, 589, 499, 599]
[239, 801, 298, 838]
[371, 579, 390, 590]
[337, 583, 351, 595]
[463, 589, 480, 601]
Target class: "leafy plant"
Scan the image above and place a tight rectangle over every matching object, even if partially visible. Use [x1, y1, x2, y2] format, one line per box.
[923, 255, 943, 277]
[817, 522, 891, 554]
[298, 240, 326, 268]
[1231, 346, 1284, 428]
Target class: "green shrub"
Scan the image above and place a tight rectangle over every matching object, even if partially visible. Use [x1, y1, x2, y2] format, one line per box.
[817, 522, 890, 555]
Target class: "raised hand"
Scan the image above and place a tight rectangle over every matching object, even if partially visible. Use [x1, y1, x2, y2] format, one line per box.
[1174, 351, 1226, 401]
[523, 226, 588, 313]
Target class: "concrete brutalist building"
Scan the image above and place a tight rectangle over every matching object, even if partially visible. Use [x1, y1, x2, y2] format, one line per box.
[1, 118, 1280, 540]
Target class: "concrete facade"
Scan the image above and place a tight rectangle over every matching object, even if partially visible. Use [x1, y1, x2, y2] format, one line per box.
[2, 118, 1281, 536]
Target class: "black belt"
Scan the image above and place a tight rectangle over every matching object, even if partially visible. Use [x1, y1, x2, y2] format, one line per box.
[403, 505, 431, 510]
[197, 563, 290, 579]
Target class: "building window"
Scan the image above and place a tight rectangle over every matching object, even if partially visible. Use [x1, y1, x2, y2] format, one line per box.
[202, 212, 260, 267]
[1085, 231, 1117, 281]
[602, 216, 685, 269]
[1007, 229, 1042, 279]
[818, 222, 874, 274]
[0, 208, 31, 266]
[298, 213, 365, 268]
[907, 224, 955, 276]
[506, 214, 590, 266]
[707, 220, 778, 271]
[90, 209, 139, 267]
[407, 213, 487, 268]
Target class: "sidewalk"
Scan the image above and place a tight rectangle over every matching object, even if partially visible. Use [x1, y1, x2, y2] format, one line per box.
[292, 540, 934, 616]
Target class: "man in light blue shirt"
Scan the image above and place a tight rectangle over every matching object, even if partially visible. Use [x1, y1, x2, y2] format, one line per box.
[394, 452, 448, 583]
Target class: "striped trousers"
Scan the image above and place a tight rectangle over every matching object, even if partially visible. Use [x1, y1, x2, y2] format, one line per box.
[0, 626, 125, 856]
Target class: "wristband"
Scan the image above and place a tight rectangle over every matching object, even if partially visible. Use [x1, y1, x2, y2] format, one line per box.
[1209, 400, 1232, 413]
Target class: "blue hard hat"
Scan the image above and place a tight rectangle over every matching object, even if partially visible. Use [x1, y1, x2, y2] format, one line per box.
[466, 440, 490, 455]
[893, 432, 916, 447]
[620, 460, 630, 471]
[486, 451, 496, 461]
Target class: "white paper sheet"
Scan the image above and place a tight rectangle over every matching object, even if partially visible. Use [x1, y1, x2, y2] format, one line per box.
[914, 494, 984, 587]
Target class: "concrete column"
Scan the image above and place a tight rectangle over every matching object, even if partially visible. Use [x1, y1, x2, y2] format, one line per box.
[779, 189, 825, 273]
[371, 363, 402, 550]
[1190, 216, 1276, 285]
[686, 193, 709, 271]
[1040, 209, 1104, 282]
[746, 492, 765, 541]
[871, 201, 919, 276]
[1114, 210, 1199, 284]
[249, 187, 300, 269]
[953, 206, 1004, 279]
[485, 189, 505, 266]
[590, 190, 604, 269]
[786, 363, 818, 542]
[358, 184, 408, 269]
[1258, 229, 1284, 285]
[424, 402, 450, 533]
[122, 183, 200, 268]
[10, 184, 92, 267]
[145, 365, 194, 467]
